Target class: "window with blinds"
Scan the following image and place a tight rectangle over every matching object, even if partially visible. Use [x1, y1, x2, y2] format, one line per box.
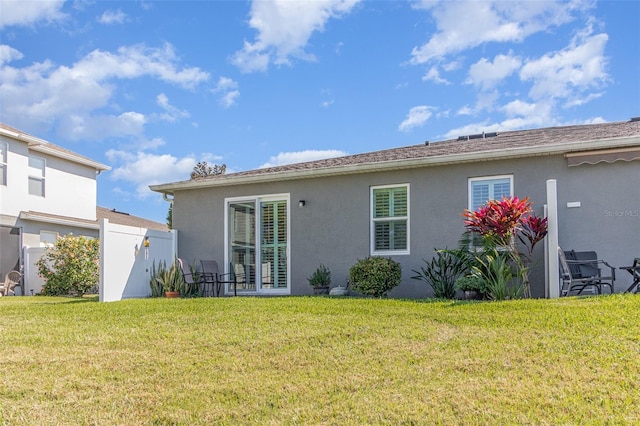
[371, 184, 409, 255]
[469, 176, 513, 210]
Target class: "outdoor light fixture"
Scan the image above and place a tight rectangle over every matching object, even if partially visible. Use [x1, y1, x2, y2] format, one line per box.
[298, 200, 306, 208]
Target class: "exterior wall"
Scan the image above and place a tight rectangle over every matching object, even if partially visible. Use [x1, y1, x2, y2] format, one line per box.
[0, 135, 98, 220]
[555, 160, 639, 291]
[172, 154, 639, 298]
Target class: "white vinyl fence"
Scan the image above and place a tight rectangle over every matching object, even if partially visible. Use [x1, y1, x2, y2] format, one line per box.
[22, 246, 47, 296]
[100, 219, 177, 302]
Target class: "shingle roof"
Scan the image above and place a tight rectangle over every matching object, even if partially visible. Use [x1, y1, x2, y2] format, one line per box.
[151, 119, 640, 193]
[96, 207, 169, 231]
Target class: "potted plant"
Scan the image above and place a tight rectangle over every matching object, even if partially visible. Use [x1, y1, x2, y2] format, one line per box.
[150, 259, 184, 298]
[455, 275, 486, 300]
[308, 264, 331, 295]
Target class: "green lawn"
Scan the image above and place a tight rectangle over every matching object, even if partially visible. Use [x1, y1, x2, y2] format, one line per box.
[1, 295, 639, 425]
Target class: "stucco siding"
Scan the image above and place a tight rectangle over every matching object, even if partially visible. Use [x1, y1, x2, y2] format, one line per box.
[173, 154, 620, 298]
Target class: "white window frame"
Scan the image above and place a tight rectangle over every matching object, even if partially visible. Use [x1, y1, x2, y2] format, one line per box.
[28, 155, 46, 197]
[0, 141, 7, 186]
[370, 183, 410, 256]
[224, 193, 291, 295]
[468, 175, 513, 211]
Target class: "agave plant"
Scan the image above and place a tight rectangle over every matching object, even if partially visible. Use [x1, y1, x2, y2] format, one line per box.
[149, 259, 185, 296]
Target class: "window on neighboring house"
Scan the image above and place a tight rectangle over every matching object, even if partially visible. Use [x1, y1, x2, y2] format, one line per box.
[371, 184, 409, 255]
[28, 156, 45, 197]
[0, 142, 7, 186]
[468, 175, 513, 211]
[40, 230, 58, 247]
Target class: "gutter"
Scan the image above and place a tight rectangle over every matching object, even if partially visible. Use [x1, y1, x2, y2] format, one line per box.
[0, 126, 111, 172]
[150, 135, 640, 196]
[19, 211, 100, 230]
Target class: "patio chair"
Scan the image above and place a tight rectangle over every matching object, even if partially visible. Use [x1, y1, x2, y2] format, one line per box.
[1, 271, 21, 296]
[558, 248, 615, 296]
[177, 258, 203, 296]
[200, 260, 233, 297]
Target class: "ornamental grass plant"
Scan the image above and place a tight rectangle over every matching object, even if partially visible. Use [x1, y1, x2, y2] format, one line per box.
[1, 295, 639, 425]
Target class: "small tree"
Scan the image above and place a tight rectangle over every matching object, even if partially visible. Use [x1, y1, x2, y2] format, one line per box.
[166, 203, 173, 229]
[190, 161, 226, 180]
[36, 235, 100, 296]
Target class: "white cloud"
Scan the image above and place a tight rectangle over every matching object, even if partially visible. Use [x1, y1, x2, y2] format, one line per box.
[445, 100, 557, 139]
[398, 106, 433, 132]
[259, 149, 347, 168]
[410, 0, 590, 65]
[466, 53, 521, 90]
[213, 76, 240, 108]
[0, 43, 209, 138]
[156, 93, 190, 122]
[520, 28, 609, 103]
[106, 150, 197, 198]
[0, 44, 23, 65]
[422, 66, 450, 85]
[232, 0, 362, 73]
[57, 112, 147, 141]
[0, 0, 66, 28]
[98, 10, 127, 25]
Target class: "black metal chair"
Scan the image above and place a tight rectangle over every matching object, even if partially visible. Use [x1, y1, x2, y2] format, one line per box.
[558, 248, 615, 296]
[201, 260, 238, 297]
[177, 258, 202, 296]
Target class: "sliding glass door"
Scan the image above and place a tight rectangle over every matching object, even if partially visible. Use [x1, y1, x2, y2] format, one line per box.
[227, 195, 289, 294]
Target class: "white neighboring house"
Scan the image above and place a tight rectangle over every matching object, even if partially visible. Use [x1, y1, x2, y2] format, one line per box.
[0, 123, 168, 295]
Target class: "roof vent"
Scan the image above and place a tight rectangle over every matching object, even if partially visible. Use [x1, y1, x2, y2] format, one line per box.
[630, 117, 640, 122]
[110, 208, 130, 216]
[424, 140, 430, 146]
[457, 131, 498, 141]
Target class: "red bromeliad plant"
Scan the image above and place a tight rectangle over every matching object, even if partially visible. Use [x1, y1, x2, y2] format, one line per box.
[462, 196, 548, 297]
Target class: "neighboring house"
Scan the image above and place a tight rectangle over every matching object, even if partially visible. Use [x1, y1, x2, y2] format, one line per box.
[0, 123, 167, 295]
[151, 119, 640, 298]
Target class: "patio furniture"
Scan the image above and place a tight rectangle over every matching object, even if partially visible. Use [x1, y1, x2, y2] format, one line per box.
[177, 258, 204, 296]
[1, 271, 21, 296]
[558, 248, 615, 296]
[200, 260, 234, 297]
[620, 258, 640, 293]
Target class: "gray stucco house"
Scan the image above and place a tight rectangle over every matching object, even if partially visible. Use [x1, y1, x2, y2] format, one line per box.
[151, 119, 640, 298]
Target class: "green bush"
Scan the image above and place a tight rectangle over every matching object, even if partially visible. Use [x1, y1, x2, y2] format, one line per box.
[411, 248, 470, 299]
[36, 235, 100, 296]
[349, 257, 401, 298]
[454, 275, 487, 293]
[307, 264, 331, 288]
[470, 248, 523, 300]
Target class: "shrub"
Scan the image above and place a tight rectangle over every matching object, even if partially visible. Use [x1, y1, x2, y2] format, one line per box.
[411, 248, 470, 299]
[455, 275, 487, 293]
[36, 235, 100, 296]
[307, 264, 331, 288]
[470, 248, 522, 300]
[349, 257, 401, 298]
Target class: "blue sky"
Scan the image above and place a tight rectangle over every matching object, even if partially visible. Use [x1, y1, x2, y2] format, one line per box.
[1, 0, 639, 223]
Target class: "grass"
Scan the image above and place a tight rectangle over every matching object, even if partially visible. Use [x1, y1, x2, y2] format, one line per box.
[1, 295, 639, 425]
